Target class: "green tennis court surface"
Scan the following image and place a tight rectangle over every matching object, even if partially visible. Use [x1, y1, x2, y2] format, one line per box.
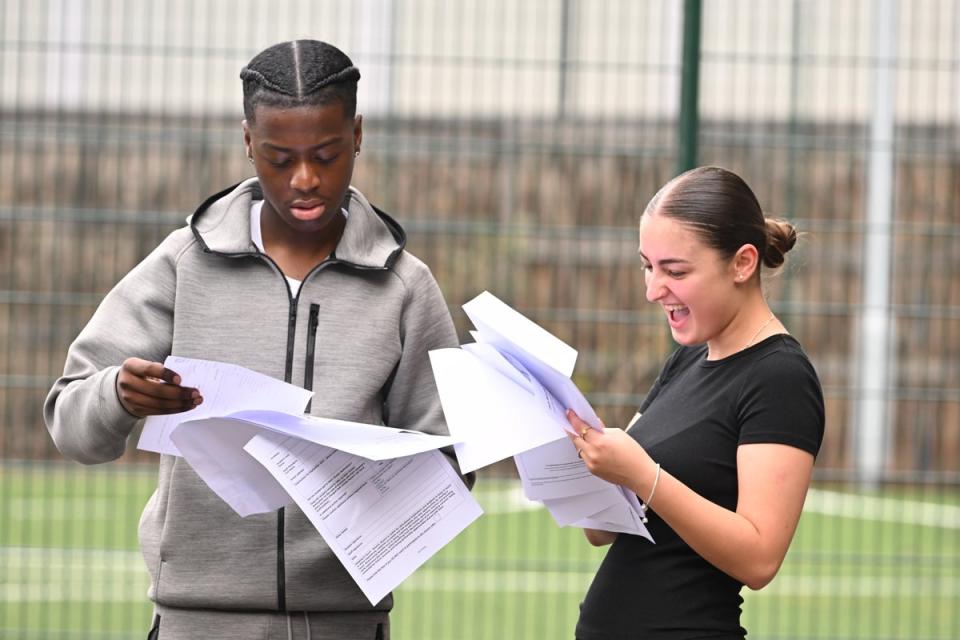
[2, 463, 958, 639]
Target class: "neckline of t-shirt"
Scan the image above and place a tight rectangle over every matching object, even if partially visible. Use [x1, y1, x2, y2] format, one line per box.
[249, 199, 350, 253]
[697, 333, 796, 368]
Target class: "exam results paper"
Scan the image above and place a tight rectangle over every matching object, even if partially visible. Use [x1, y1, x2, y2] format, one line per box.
[243, 431, 483, 605]
[430, 291, 652, 540]
[136, 356, 481, 604]
[138, 356, 313, 456]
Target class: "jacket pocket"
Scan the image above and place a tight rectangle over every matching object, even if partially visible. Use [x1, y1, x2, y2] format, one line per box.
[304, 303, 320, 412]
[155, 457, 279, 609]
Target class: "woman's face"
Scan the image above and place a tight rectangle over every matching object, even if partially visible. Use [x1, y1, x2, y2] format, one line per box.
[243, 101, 362, 237]
[639, 211, 741, 349]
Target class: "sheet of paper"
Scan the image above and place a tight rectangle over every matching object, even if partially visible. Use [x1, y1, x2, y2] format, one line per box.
[429, 348, 569, 473]
[541, 487, 625, 526]
[463, 291, 578, 376]
[572, 487, 653, 541]
[170, 410, 460, 517]
[462, 340, 535, 393]
[206, 410, 459, 460]
[244, 432, 483, 605]
[169, 416, 292, 517]
[138, 356, 313, 456]
[430, 292, 603, 471]
[462, 291, 602, 431]
[513, 436, 611, 500]
[514, 430, 652, 540]
[493, 348, 603, 431]
[429, 291, 651, 542]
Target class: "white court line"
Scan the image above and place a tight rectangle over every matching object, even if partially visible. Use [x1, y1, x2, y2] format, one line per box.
[6, 497, 121, 521]
[2, 546, 957, 601]
[401, 571, 960, 597]
[0, 547, 148, 603]
[0, 546, 144, 571]
[3, 487, 957, 603]
[482, 483, 960, 529]
[8, 482, 957, 524]
[477, 484, 539, 513]
[744, 575, 960, 599]
[804, 489, 960, 529]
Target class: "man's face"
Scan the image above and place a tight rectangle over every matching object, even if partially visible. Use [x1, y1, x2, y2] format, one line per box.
[243, 101, 362, 236]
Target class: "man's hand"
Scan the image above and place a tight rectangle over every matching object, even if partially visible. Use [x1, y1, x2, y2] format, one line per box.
[115, 357, 202, 418]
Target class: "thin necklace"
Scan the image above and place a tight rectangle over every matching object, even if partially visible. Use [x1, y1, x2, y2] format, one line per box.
[745, 313, 776, 349]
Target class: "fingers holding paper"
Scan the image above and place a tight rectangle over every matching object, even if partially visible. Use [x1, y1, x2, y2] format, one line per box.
[116, 357, 202, 417]
[566, 409, 651, 492]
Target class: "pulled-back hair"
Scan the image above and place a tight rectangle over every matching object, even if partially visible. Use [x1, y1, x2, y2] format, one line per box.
[241, 40, 361, 122]
[644, 166, 797, 270]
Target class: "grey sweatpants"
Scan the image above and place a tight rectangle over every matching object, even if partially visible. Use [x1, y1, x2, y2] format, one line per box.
[147, 605, 389, 640]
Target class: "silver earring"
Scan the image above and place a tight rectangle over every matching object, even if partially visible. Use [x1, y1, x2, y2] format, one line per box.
[355, 149, 360, 157]
[247, 156, 254, 164]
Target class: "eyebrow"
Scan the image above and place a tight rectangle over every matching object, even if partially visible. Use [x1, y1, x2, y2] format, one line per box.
[637, 250, 691, 266]
[260, 137, 342, 153]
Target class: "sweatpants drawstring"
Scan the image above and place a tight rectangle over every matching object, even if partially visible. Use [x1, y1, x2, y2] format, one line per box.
[304, 611, 312, 640]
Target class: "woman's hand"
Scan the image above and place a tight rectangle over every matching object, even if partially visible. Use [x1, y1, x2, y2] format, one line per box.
[566, 410, 654, 495]
[583, 528, 618, 547]
[115, 357, 202, 418]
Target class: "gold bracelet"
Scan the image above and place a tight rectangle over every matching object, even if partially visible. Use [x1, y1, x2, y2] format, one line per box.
[639, 462, 661, 523]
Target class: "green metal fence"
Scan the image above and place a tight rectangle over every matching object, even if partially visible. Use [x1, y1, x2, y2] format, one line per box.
[2, 1, 958, 638]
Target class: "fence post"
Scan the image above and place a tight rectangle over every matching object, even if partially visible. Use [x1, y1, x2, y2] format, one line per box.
[557, 0, 575, 119]
[854, 0, 897, 486]
[355, 0, 396, 114]
[677, 0, 702, 175]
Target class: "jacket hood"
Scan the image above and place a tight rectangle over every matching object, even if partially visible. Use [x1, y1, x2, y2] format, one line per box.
[189, 178, 406, 270]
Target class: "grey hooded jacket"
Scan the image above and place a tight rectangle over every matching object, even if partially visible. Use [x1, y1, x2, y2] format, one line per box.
[44, 178, 469, 614]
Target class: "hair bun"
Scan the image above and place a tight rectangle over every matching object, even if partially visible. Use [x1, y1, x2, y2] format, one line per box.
[763, 218, 798, 269]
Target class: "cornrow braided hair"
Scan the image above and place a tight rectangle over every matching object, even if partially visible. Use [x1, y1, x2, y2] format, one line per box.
[241, 40, 361, 122]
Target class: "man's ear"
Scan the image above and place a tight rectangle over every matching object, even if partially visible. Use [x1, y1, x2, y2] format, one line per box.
[353, 114, 363, 153]
[242, 120, 253, 159]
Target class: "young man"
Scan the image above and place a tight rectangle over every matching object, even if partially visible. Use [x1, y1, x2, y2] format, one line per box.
[44, 40, 471, 640]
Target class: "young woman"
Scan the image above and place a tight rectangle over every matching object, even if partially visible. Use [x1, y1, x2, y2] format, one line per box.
[44, 40, 470, 640]
[567, 166, 824, 639]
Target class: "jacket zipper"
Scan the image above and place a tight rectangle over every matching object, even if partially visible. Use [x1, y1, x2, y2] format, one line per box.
[304, 303, 320, 413]
[277, 300, 299, 612]
[283, 304, 297, 384]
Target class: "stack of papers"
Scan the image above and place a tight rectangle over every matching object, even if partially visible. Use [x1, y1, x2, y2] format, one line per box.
[429, 291, 652, 541]
[138, 357, 482, 606]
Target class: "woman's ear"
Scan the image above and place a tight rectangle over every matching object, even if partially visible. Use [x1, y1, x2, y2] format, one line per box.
[732, 243, 760, 282]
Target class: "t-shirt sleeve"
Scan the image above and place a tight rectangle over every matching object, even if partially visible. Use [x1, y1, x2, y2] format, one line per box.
[736, 346, 825, 457]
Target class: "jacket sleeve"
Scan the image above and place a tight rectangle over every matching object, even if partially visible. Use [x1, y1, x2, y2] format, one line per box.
[386, 258, 476, 489]
[43, 236, 182, 464]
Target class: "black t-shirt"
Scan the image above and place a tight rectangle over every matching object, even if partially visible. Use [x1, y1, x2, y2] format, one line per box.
[575, 334, 824, 640]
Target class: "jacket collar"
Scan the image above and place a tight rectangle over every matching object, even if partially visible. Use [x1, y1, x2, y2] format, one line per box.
[189, 178, 406, 270]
